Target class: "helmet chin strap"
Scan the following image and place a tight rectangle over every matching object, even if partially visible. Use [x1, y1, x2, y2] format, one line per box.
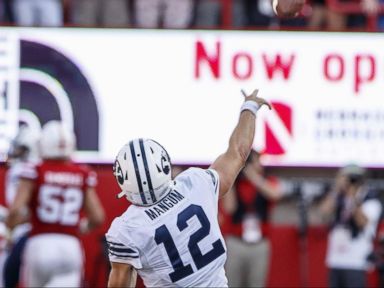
[117, 191, 126, 199]
[116, 181, 175, 203]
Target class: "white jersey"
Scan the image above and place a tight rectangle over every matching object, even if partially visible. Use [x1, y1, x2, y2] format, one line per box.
[5, 161, 35, 240]
[106, 168, 228, 287]
[6, 162, 25, 207]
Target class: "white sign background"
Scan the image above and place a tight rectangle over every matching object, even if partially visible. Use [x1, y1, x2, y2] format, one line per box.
[1, 28, 384, 167]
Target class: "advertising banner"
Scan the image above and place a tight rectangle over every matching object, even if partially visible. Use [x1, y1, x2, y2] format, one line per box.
[0, 28, 383, 167]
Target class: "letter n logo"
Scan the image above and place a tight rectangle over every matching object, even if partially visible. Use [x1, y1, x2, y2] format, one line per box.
[255, 101, 293, 155]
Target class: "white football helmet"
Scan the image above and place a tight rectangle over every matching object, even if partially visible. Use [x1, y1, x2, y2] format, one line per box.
[39, 120, 76, 159]
[113, 138, 172, 206]
[7, 125, 40, 163]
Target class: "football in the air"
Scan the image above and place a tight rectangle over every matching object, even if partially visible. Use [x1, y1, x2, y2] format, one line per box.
[273, 0, 306, 18]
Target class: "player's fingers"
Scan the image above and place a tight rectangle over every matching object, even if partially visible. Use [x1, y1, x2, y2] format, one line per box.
[241, 89, 259, 99]
[263, 100, 272, 110]
[251, 89, 259, 97]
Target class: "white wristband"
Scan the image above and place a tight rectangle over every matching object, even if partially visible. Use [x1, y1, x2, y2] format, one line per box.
[241, 101, 260, 116]
[272, 0, 279, 15]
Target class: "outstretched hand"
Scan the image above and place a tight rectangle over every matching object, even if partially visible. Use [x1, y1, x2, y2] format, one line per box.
[241, 89, 272, 110]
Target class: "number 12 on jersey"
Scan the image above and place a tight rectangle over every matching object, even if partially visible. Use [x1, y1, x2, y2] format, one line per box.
[154, 204, 225, 282]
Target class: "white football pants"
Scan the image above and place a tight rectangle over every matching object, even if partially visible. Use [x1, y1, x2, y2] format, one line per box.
[22, 234, 83, 287]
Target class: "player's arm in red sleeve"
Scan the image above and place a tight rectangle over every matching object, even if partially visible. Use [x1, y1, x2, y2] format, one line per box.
[210, 89, 271, 198]
[108, 262, 137, 288]
[6, 178, 34, 230]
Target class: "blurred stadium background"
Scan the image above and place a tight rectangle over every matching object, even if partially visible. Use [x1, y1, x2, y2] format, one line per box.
[1, 0, 384, 287]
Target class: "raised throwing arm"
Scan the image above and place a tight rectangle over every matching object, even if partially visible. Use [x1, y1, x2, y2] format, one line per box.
[210, 89, 271, 198]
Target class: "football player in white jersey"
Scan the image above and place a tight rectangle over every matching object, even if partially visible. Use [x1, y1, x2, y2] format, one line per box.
[106, 89, 271, 287]
[3, 125, 40, 288]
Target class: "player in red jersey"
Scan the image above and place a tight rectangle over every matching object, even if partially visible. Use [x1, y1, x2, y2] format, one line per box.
[6, 120, 105, 287]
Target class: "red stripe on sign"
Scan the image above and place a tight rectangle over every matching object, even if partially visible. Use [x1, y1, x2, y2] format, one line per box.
[264, 102, 293, 156]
